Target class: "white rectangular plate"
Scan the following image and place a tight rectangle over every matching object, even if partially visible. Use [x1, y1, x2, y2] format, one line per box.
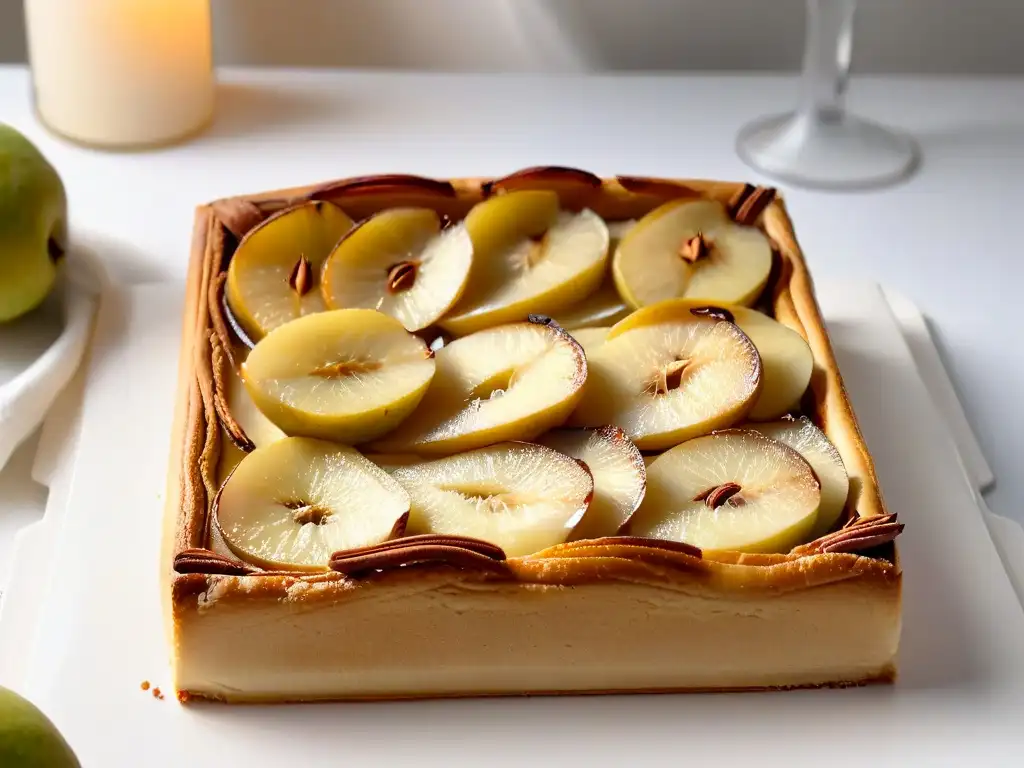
[2, 280, 1023, 766]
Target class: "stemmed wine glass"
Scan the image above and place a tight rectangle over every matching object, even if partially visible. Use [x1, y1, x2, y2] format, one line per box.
[736, 0, 919, 190]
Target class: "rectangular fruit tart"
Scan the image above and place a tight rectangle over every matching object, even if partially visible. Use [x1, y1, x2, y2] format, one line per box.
[164, 168, 905, 703]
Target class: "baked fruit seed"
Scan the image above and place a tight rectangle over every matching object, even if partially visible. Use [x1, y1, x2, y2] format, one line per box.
[369, 318, 587, 456]
[321, 207, 474, 332]
[241, 308, 435, 445]
[747, 416, 849, 537]
[439, 190, 610, 336]
[537, 426, 646, 541]
[569, 312, 762, 451]
[611, 300, 814, 421]
[226, 200, 354, 340]
[622, 429, 821, 554]
[612, 199, 772, 309]
[390, 442, 594, 557]
[214, 437, 411, 571]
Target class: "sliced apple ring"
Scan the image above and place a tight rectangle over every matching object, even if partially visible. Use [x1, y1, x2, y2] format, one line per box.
[439, 190, 610, 336]
[390, 442, 594, 557]
[369, 318, 587, 456]
[214, 437, 411, 571]
[610, 299, 813, 421]
[569, 313, 761, 451]
[226, 200, 354, 341]
[241, 309, 435, 444]
[622, 429, 821, 554]
[538, 426, 646, 541]
[747, 416, 849, 537]
[321, 207, 473, 332]
[612, 198, 772, 309]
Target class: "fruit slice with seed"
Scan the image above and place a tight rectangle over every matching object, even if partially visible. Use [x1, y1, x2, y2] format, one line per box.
[214, 437, 411, 571]
[226, 200, 354, 340]
[321, 207, 473, 332]
[242, 308, 435, 444]
[369, 318, 587, 456]
[538, 426, 646, 540]
[611, 299, 813, 420]
[621, 429, 820, 554]
[569, 313, 761, 451]
[390, 442, 593, 557]
[746, 416, 849, 537]
[612, 199, 772, 309]
[439, 190, 609, 336]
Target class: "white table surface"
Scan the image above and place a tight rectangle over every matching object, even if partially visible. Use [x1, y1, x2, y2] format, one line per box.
[1, 66, 1022, 587]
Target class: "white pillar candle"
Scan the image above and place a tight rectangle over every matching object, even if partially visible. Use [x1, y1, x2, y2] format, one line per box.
[24, 0, 215, 149]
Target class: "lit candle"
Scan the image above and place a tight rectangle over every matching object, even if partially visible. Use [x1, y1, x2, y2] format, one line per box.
[24, 0, 215, 149]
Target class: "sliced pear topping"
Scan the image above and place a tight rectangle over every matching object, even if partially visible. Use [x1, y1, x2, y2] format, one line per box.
[321, 207, 473, 332]
[569, 314, 761, 451]
[611, 299, 813, 421]
[214, 437, 411, 571]
[622, 430, 821, 554]
[370, 319, 587, 456]
[242, 309, 435, 445]
[551, 281, 630, 330]
[226, 200, 354, 340]
[390, 442, 594, 557]
[440, 190, 610, 336]
[568, 326, 610, 356]
[612, 199, 772, 309]
[747, 416, 849, 537]
[538, 426, 646, 541]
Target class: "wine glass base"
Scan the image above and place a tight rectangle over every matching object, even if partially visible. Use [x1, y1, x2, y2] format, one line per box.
[736, 111, 919, 191]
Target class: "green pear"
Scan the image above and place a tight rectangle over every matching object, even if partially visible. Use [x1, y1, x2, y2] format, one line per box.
[0, 685, 81, 767]
[0, 123, 67, 323]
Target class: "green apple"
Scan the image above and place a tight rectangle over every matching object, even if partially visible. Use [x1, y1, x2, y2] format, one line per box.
[0, 685, 81, 767]
[0, 123, 67, 323]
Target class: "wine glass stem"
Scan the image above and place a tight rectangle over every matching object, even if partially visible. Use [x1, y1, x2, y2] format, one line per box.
[798, 0, 855, 123]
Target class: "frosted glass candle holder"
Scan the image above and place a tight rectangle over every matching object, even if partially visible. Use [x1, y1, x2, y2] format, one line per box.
[24, 0, 215, 149]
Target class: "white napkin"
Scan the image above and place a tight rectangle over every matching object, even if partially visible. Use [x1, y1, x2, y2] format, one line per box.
[0, 246, 105, 472]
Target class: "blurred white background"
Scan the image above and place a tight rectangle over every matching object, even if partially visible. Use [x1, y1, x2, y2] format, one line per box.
[3, 0, 1023, 73]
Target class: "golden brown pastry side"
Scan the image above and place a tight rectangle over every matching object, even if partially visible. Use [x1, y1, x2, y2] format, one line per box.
[162, 172, 903, 703]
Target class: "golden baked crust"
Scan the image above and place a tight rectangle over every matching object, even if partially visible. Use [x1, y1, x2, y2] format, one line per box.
[164, 171, 903, 703]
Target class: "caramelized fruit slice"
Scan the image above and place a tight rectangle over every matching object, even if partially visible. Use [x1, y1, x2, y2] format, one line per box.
[310, 174, 467, 219]
[611, 300, 813, 421]
[569, 314, 761, 451]
[242, 309, 435, 444]
[390, 442, 593, 557]
[439, 191, 609, 336]
[551, 281, 630, 330]
[214, 437, 411, 571]
[747, 416, 849, 536]
[612, 199, 772, 309]
[567, 326, 610, 355]
[538, 426, 646, 541]
[369, 319, 587, 456]
[226, 200, 354, 340]
[623, 430, 820, 554]
[483, 166, 602, 211]
[322, 207, 473, 332]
